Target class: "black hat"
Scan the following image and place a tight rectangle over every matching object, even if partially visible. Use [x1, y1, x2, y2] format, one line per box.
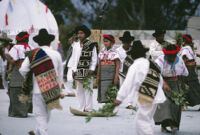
[127, 40, 149, 55]
[75, 25, 91, 37]
[0, 32, 13, 42]
[66, 30, 75, 39]
[119, 31, 134, 42]
[33, 29, 55, 45]
[152, 29, 166, 37]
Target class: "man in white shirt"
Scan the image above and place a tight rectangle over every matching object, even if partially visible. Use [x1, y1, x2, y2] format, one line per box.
[19, 29, 63, 135]
[116, 31, 135, 109]
[71, 25, 98, 112]
[149, 29, 166, 61]
[63, 31, 77, 97]
[114, 41, 166, 135]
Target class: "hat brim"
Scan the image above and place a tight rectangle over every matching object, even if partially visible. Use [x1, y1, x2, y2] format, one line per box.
[0, 37, 13, 42]
[152, 32, 166, 37]
[75, 26, 91, 37]
[33, 34, 55, 44]
[127, 47, 149, 55]
[119, 37, 135, 42]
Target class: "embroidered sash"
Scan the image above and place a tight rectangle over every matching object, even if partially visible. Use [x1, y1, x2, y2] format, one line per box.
[138, 60, 161, 104]
[29, 48, 62, 110]
[74, 40, 97, 80]
[119, 55, 134, 78]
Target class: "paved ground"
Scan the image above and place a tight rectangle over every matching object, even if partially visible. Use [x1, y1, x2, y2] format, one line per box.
[0, 89, 200, 135]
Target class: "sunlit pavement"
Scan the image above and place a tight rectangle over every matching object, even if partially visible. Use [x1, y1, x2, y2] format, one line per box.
[0, 89, 200, 135]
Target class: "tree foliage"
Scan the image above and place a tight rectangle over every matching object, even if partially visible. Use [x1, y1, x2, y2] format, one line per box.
[82, 0, 200, 30]
[41, 0, 200, 52]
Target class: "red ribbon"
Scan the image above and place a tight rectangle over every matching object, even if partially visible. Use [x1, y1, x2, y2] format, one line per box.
[45, 5, 48, 13]
[163, 44, 180, 54]
[5, 14, 8, 26]
[16, 34, 29, 41]
[18, 43, 31, 50]
[182, 34, 192, 43]
[103, 34, 115, 43]
[28, 25, 34, 34]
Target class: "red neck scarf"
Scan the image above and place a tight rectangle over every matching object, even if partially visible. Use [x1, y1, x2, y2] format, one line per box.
[18, 43, 31, 50]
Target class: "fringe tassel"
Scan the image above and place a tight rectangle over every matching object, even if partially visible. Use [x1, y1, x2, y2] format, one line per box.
[138, 93, 153, 105]
[47, 99, 62, 110]
[18, 94, 32, 104]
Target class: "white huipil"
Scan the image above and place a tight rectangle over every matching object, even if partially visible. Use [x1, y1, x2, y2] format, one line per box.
[149, 40, 164, 61]
[70, 41, 97, 112]
[179, 46, 195, 60]
[116, 57, 166, 135]
[155, 55, 188, 77]
[116, 45, 136, 107]
[8, 44, 33, 61]
[19, 46, 63, 135]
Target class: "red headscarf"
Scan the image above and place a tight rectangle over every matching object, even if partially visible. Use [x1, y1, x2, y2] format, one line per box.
[163, 44, 180, 54]
[182, 34, 192, 43]
[103, 34, 115, 43]
[16, 34, 29, 41]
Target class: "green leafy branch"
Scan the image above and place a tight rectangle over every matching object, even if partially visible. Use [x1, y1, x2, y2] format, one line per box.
[72, 80, 76, 89]
[83, 76, 93, 95]
[171, 89, 189, 107]
[174, 32, 183, 47]
[85, 85, 118, 123]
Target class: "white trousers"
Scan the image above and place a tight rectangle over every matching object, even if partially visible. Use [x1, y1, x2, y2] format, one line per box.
[119, 76, 136, 106]
[63, 67, 75, 95]
[33, 94, 50, 135]
[134, 103, 157, 135]
[76, 79, 93, 112]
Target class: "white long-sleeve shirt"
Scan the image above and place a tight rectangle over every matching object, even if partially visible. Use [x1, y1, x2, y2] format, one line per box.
[19, 46, 63, 94]
[116, 46, 127, 72]
[70, 41, 98, 72]
[116, 57, 166, 104]
[149, 40, 164, 61]
[67, 42, 77, 68]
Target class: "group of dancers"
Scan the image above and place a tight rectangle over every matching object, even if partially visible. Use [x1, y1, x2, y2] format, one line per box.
[0, 24, 200, 135]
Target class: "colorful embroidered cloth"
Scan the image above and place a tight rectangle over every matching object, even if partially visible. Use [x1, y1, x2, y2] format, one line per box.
[29, 48, 62, 110]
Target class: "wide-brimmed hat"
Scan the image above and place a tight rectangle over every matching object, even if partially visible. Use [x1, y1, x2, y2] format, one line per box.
[119, 31, 134, 42]
[163, 44, 180, 55]
[128, 40, 149, 55]
[75, 25, 91, 37]
[33, 29, 55, 44]
[152, 29, 166, 37]
[66, 30, 76, 39]
[0, 32, 13, 42]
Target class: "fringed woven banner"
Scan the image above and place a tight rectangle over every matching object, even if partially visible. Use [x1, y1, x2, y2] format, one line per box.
[30, 48, 62, 110]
